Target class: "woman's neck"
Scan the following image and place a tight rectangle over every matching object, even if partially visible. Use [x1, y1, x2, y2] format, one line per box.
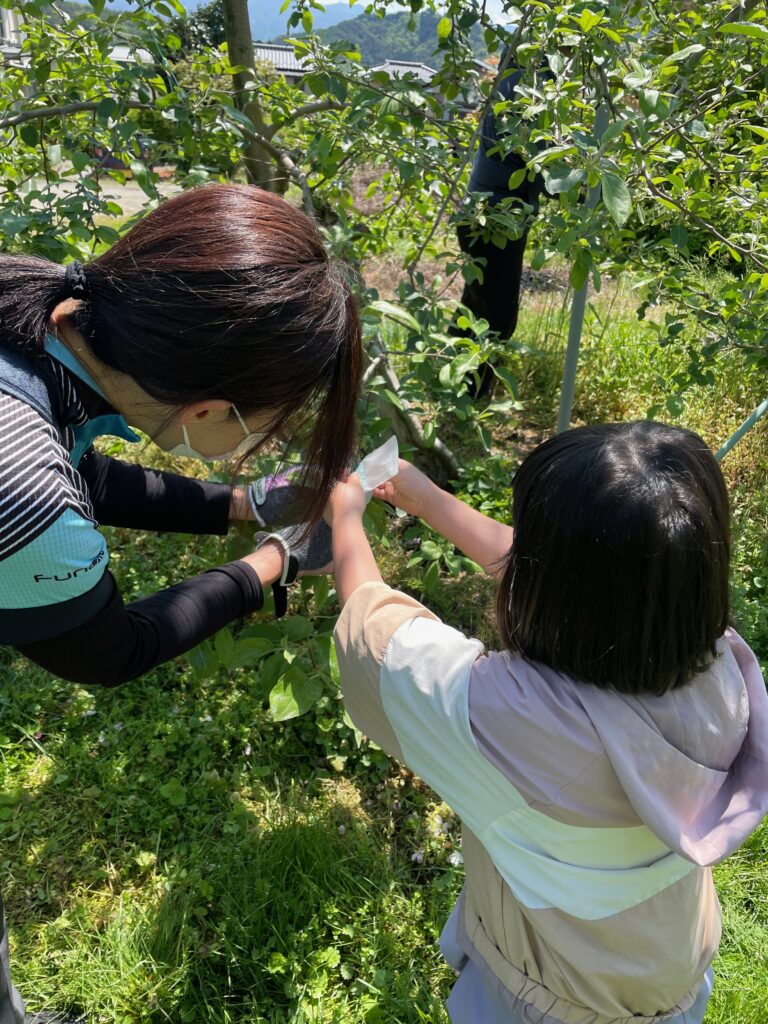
[48, 305, 171, 439]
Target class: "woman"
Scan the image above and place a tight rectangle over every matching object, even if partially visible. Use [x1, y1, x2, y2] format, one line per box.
[0, 183, 361, 1023]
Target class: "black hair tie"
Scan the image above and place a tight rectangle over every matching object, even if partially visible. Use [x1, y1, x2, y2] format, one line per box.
[64, 260, 89, 300]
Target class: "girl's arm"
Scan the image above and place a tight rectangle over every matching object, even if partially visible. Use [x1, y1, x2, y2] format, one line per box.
[328, 476, 382, 607]
[374, 460, 513, 576]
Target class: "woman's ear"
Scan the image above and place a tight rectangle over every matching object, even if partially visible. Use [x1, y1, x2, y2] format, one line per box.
[177, 399, 233, 425]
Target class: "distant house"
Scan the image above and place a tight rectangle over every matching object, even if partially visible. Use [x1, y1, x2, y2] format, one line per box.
[110, 44, 152, 66]
[254, 43, 311, 87]
[0, 7, 22, 66]
[369, 59, 437, 84]
[0, 14, 150, 73]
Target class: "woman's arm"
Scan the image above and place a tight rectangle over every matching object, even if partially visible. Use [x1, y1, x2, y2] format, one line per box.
[374, 460, 513, 576]
[78, 450, 255, 535]
[14, 542, 284, 687]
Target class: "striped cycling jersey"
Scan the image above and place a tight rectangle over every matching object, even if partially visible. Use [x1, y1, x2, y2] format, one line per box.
[0, 337, 138, 643]
[0, 336, 253, 684]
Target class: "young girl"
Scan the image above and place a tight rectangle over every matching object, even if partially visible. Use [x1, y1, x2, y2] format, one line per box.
[327, 421, 768, 1024]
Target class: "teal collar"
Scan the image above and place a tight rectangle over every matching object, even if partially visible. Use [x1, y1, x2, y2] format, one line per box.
[44, 334, 110, 400]
[44, 334, 141, 466]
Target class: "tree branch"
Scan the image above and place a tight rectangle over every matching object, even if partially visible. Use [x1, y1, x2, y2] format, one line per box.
[0, 99, 153, 131]
[367, 336, 459, 480]
[594, 63, 767, 270]
[269, 98, 344, 135]
[236, 122, 315, 215]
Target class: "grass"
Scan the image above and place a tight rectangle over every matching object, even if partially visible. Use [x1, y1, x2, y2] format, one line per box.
[1, 273, 767, 1022]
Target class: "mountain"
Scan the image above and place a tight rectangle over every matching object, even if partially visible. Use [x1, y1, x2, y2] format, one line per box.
[314, 9, 486, 67]
[99, 0, 355, 39]
[248, 1, 354, 41]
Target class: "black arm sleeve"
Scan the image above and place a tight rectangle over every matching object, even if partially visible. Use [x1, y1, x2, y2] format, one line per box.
[78, 450, 233, 535]
[14, 563, 263, 687]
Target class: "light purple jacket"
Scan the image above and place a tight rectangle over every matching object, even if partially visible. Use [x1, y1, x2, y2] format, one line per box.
[335, 581, 768, 1024]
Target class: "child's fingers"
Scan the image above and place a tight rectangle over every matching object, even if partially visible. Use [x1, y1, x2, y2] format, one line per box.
[373, 489, 395, 507]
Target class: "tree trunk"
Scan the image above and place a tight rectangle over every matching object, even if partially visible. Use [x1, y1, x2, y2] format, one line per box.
[220, 0, 277, 189]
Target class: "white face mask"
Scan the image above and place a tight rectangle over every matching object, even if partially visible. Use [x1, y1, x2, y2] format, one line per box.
[167, 406, 265, 462]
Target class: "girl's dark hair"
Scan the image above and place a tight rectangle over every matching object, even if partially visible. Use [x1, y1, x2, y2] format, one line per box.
[497, 421, 730, 695]
[0, 184, 362, 523]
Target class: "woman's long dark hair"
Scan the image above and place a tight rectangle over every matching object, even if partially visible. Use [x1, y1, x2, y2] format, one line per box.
[0, 183, 362, 523]
[497, 421, 731, 695]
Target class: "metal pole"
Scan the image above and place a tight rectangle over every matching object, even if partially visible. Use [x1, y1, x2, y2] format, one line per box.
[715, 396, 768, 461]
[556, 105, 610, 434]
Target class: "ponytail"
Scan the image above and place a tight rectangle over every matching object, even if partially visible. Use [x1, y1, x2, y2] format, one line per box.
[0, 184, 363, 525]
[0, 255, 89, 353]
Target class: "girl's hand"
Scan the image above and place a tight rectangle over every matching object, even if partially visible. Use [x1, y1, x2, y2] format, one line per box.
[373, 459, 436, 518]
[326, 473, 366, 524]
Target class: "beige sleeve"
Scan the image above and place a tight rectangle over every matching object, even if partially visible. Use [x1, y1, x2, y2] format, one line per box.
[333, 580, 439, 759]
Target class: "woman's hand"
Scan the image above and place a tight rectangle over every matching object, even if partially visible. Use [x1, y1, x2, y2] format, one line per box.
[373, 459, 436, 518]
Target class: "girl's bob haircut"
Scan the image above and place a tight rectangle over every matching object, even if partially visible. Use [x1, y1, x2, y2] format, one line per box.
[497, 421, 730, 696]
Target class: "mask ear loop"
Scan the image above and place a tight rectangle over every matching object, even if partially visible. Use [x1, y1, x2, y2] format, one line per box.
[233, 405, 251, 438]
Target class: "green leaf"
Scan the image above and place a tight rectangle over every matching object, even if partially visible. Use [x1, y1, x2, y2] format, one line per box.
[96, 97, 119, 124]
[598, 25, 622, 43]
[530, 249, 546, 271]
[670, 224, 688, 250]
[544, 166, 586, 195]
[492, 366, 518, 398]
[450, 351, 480, 384]
[420, 540, 442, 561]
[638, 89, 660, 116]
[718, 22, 768, 39]
[437, 16, 452, 39]
[301, 10, 313, 32]
[507, 168, 527, 190]
[259, 652, 289, 692]
[284, 615, 314, 642]
[313, 574, 330, 609]
[623, 62, 653, 88]
[129, 160, 157, 199]
[20, 124, 39, 147]
[71, 151, 91, 173]
[747, 124, 768, 141]
[269, 668, 322, 721]
[228, 638, 273, 669]
[214, 628, 236, 667]
[570, 250, 591, 291]
[660, 44, 705, 67]
[220, 105, 256, 132]
[381, 388, 404, 411]
[366, 300, 420, 332]
[601, 171, 632, 226]
[423, 560, 439, 593]
[159, 779, 186, 807]
[328, 642, 340, 686]
[188, 642, 219, 679]
[578, 9, 603, 32]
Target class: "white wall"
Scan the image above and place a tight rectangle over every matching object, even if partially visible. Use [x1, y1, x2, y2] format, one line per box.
[1, 8, 22, 48]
